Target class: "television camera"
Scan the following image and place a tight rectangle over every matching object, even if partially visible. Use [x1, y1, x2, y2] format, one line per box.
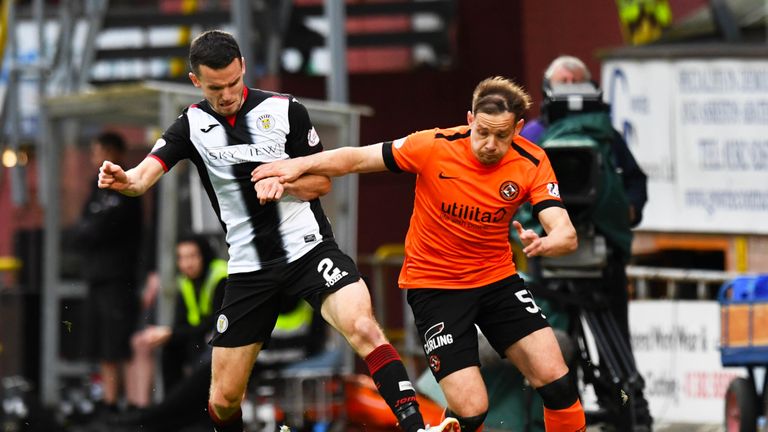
[532, 81, 651, 431]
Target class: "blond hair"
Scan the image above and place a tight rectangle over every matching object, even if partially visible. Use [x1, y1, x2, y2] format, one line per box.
[471, 76, 532, 121]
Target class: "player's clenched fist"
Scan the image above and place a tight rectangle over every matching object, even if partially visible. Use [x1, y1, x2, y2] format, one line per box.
[254, 177, 285, 205]
[98, 160, 128, 191]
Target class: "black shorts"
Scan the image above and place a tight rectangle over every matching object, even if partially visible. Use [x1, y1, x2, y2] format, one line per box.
[210, 241, 360, 347]
[83, 280, 139, 362]
[406, 274, 549, 381]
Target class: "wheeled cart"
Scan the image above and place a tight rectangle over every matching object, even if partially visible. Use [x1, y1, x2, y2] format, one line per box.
[720, 275, 768, 432]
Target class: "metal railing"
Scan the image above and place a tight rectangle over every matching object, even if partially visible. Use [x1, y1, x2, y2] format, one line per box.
[627, 265, 739, 300]
[360, 252, 741, 308]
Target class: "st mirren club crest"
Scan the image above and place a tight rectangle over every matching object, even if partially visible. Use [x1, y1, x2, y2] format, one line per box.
[257, 114, 274, 132]
[429, 355, 441, 372]
[216, 314, 229, 333]
[499, 181, 520, 201]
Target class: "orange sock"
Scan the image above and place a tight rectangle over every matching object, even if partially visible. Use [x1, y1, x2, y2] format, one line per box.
[543, 399, 586, 432]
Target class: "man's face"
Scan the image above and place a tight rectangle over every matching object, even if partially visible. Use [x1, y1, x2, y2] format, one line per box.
[189, 57, 246, 117]
[549, 66, 587, 84]
[177, 241, 204, 280]
[90, 142, 110, 167]
[467, 111, 523, 166]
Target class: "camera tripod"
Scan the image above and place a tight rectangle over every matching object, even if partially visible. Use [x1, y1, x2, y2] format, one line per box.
[542, 278, 650, 431]
[529, 245, 652, 431]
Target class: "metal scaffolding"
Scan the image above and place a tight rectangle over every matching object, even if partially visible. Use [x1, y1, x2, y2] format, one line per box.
[0, 0, 355, 406]
[39, 81, 370, 405]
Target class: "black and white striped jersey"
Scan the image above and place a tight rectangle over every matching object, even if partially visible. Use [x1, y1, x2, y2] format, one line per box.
[149, 87, 334, 274]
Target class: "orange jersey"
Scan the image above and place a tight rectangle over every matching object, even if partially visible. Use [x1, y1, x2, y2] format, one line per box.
[382, 125, 564, 289]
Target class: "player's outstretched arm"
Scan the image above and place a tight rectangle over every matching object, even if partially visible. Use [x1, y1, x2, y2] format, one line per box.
[283, 174, 331, 200]
[514, 207, 577, 257]
[98, 157, 165, 197]
[251, 143, 387, 184]
[254, 174, 331, 205]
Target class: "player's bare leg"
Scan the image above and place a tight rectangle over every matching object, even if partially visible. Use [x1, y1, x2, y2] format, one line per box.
[322, 280, 458, 432]
[209, 342, 262, 432]
[507, 327, 585, 432]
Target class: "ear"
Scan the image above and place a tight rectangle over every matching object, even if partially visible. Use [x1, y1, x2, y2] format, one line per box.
[189, 72, 201, 88]
[241, 57, 246, 75]
[514, 118, 525, 135]
[466, 110, 474, 125]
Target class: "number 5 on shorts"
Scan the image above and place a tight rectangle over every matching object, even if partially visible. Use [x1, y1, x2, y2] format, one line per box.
[515, 289, 545, 317]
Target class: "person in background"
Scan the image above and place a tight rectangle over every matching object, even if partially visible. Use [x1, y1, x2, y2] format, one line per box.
[521, 55, 647, 229]
[124, 179, 162, 408]
[73, 131, 143, 416]
[513, 55, 650, 431]
[521, 53, 648, 357]
[128, 234, 226, 407]
[111, 234, 327, 432]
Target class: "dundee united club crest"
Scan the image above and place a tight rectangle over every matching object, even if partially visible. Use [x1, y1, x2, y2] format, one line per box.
[499, 181, 520, 201]
[429, 355, 441, 372]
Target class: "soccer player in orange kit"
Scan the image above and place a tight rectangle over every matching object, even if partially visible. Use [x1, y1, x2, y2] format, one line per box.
[250, 76, 586, 432]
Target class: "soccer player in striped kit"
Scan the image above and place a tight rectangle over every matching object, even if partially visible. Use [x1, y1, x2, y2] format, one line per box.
[97, 30, 458, 432]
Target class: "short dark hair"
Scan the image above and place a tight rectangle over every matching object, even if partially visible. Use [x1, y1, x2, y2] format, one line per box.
[95, 131, 126, 154]
[177, 233, 217, 275]
[189, 30, 242, 75]
[471, 76, 532, 121]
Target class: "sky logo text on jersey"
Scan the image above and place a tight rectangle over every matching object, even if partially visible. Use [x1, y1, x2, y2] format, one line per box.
[206, 143, 286, 166]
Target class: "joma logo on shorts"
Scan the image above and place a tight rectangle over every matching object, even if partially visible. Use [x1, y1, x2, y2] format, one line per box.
[324, 270, 348, 287]
[423, 322, 454, 354]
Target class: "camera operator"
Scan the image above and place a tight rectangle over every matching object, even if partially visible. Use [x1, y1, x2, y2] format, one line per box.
[511, 55, 650, 431]
[524, 54, 647, 340]
[522, 56, 647, 230]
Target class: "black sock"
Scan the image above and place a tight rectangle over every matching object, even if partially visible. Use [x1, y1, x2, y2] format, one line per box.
[365, 344, 424, 432]
[445, 408, 487, 432]
[208, 402, 243, 432]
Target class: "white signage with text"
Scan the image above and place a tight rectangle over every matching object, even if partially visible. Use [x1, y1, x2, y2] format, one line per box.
[602, 59, 768, 234]
[630, 300, 747, 424]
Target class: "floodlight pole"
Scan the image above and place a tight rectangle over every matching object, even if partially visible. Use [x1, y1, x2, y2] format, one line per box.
[325, 0, 348, 103]
[231, 0, 258, 87]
